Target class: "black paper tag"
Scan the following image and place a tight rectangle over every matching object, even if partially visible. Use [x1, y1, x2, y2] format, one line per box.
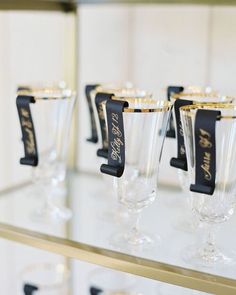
[170, 98, 193, 171]
[190, 109, 220, 195]
[16, 95, 38, 166]
[85, 84, 100, 143]
[166, 86, 184, 138]
[17, 86, 32, 92]
[23, 284, 39, 295]
[90, 287, 103, 295]
[100, 99, 128, 178]
[95, 92, 113, 159]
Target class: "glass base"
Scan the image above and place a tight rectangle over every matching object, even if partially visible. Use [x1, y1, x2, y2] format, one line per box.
[110, 230, 161, 251]
[32, 203, 72, 223]
[182, 244, 236, 267]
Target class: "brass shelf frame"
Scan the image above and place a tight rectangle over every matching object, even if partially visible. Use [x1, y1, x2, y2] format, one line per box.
[0, 222, 236, 295]
[77, 0, 236, 4]
[0, 0, 76, 12]
[1, 0, 236, 11]
[0, 1, 236, 294]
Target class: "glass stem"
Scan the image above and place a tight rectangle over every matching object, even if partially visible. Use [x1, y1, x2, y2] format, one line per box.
[129, 210, 141, 237]
[201, 223, 219, 258]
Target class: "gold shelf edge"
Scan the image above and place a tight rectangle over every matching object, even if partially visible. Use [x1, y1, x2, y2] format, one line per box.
[76, 0, 236, 5]
[0, 1, 76, 12]
[0, 223, 236, 294]
[0, 180, 31, 197]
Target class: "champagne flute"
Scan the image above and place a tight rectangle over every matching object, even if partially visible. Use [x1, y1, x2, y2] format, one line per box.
[180, 103, 236, 266]
[101, 97, 171, 248]
[17, 84, 76, 222]
[169, 88, 233, 233]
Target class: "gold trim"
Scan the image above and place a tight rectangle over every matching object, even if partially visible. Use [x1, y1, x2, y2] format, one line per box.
[0, 1, 76, 12]
[171, 92, 234, 103]
[77, 0, 236, 4]
[124, 106, 171, 113]
[0, 180, 31, 197]
[112, 96, 155, 102]
[95, 85, 153, 100]
[112, 97, 172, 113]
[0, 223, 236, 294]
[180, 103, 236, 119]
[17, 90, 75, 100]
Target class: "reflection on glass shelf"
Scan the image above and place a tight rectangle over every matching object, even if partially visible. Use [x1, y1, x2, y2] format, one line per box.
[1, 172, 236, 283]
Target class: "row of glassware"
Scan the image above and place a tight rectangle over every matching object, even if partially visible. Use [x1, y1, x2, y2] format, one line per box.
[85, 83, 236, 267]
[16, 82, 236, 268]
[21, 262, 203, 295]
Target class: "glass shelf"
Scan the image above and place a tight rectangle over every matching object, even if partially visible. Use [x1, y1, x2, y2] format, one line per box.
[0, 172, 236, 294]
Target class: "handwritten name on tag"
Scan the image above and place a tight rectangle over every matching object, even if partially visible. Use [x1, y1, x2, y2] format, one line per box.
[110, 113, 124, 163]
[16, 95, 38, 166]
[190, 109, 220, 195]
[100, 99, 128, 178]
[199, 128, 212, 181]
[20, 107, 36, 155]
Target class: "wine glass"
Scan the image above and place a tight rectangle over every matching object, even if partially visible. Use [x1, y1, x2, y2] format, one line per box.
[180, 103, 236, 266]
[169, 88, 233, 232]
[101, 97, 171, 248]
[20, 263, 70, 295]
[16, 84, 76, 222]
[86, 83, 153, 224]
[85, 83, 134, 159]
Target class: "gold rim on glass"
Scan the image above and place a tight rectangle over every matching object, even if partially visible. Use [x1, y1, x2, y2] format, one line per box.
[180, 103, 236, 119]
[94, 84, 153, 100]
[171, 92, 234, 104]
[110, 97, 172, 113]
[17, 87, 75, 100]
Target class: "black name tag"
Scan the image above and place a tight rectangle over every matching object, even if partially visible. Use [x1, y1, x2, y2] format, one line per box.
[166, 86, 184, 138]
[170, 98, 193, 171]
[16, 95, 38, 166]
[190, 109, 220, 195]
[101, 99, 128, 178]
[17, 86, 32, 92]
[85, 84, 99, 143]
[90, 287, 103, 295]
[95, 92, 113, 159]
[23, 284, 39, 295]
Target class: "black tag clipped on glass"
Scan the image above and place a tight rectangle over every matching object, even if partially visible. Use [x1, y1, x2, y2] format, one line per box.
[190, 109, 220, 195]
[23, 284, 39, 295]
[101, 99, 128, 178]
[90, 286, 103, 295]
[95, 92, 113, 159]
[85, 84, 100, 143]
[16, 95, 38, 166]
[17, 86, 32, 92]
[166, 86, 184, 138]
[170, 98, 193, 171]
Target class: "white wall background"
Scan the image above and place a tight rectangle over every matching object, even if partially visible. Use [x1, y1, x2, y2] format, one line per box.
[0, 10, 73, 294]
[0, 4, 236, 294]
[76, 4, 236, 186]
[0, 11, 73, 190]
[1, 6, 236, 196]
